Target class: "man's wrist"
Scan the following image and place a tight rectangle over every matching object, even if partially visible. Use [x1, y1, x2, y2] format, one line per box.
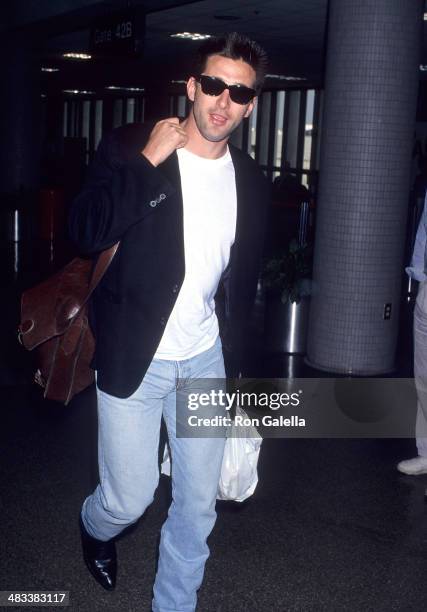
[140, 148, 158, 167]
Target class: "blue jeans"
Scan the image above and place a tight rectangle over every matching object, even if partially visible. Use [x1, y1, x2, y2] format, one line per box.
[81, 337, 226, 612]
[415, 280, 427, 456]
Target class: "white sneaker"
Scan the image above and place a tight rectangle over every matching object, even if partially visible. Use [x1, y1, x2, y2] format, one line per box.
[397, 456, 427, 475]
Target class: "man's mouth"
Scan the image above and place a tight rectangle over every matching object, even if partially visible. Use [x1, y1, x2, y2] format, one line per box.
[209, 113, 228, 126]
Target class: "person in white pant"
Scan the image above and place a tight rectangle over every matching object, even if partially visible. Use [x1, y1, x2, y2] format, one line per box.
[397, 194, 427, 474]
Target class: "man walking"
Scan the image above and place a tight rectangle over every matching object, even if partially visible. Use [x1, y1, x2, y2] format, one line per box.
[69, 32, 269, 611]
[398, 194, 427, 475]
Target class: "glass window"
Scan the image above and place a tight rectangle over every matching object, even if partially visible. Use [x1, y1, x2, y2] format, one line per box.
[82, 100, 91, 164]
[303, 90, 315, 170]
[248, 100, 257, 159]
[138, 97, 145, 123]
[69, 101, 78, 137]
[113, 99, 123, 128]
[258, 92, 271, 166]
[82, 100, 90, 140]
[126, 98, 135, 124]
[63, 101, 68, 137]
[274, 91, 286, 169]
[94, 100, 103, 150]
[314, 90, 324, 171]
[285, 90, 301, 168]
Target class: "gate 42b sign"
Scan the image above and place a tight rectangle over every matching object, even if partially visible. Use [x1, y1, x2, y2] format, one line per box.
[90, 11, 144, 57]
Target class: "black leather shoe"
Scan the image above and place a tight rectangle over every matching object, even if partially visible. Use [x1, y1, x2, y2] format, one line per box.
[79, 515, 117, 590]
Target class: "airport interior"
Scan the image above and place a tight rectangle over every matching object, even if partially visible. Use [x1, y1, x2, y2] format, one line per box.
[2, 1, 427, 610]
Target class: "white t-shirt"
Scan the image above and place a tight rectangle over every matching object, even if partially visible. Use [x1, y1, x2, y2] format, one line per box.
[154, 146, 237, 360]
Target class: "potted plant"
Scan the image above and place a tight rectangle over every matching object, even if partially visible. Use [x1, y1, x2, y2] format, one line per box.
[262, 239, 313, 354]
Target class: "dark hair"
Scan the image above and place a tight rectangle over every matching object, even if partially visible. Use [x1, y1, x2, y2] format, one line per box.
[194, 32, 268, 91]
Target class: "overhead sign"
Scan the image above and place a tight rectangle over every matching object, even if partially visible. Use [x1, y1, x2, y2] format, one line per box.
[90, 11, 144, 57]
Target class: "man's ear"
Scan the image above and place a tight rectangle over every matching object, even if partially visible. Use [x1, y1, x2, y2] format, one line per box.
[187, 77, 197, 102]
[244, 96, 257, 119]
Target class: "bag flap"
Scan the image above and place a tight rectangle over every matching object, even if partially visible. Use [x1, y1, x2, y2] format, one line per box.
[19, 257, 93, 350]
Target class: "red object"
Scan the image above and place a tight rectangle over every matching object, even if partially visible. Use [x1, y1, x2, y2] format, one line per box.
[39, 188, 66, 241]
[19, 243, 119, 404]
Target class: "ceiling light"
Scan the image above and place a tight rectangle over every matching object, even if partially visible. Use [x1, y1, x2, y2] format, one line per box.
[41, 67, 59, 73]
[62, 52, 92, 60]
[266, 74, 307, 81]
[105, 86, 145, 92]
[170, 32, 211, 41]
[63, 89, 96, 95]
[424, 13, 427, 20]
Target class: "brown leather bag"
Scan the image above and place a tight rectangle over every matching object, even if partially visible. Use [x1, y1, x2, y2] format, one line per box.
[18, 244, 119, 404]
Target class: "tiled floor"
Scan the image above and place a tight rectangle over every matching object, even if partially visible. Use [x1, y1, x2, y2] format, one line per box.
[1, 240, 426, 611]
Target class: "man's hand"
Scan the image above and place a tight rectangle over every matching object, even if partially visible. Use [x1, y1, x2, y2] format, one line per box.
[141, 118, 188, 167]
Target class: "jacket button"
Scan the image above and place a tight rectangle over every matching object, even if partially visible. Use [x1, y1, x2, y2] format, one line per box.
[159, 193, 166, 200]
[160, 317, 166, 326]
[172, 284, 179, 293]
[149, 200, 157, 207]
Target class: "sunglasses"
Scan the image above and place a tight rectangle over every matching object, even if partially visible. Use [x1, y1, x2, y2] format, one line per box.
[197, 74, 256, 105]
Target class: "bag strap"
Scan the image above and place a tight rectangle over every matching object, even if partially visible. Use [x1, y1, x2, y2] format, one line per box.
[85, 242, 120, 304]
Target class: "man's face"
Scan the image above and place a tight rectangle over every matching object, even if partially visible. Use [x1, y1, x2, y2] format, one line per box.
[187, 54, 257, 144]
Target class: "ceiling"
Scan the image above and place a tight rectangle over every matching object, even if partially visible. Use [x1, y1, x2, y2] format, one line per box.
[1, 0, 328, 92]
[2, 0, 427, 94]
[145, 0, 328, 83]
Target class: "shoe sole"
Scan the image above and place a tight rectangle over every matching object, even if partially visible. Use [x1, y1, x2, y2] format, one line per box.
[397, 467, 427, 475]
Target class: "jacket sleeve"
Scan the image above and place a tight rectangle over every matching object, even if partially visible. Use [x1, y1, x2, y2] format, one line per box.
[68, 130, 176, 255]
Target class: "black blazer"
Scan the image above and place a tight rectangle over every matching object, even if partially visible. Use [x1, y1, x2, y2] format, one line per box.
[69, 123, 270, 397]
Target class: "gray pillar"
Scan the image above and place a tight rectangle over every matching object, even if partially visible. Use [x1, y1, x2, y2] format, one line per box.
[306, 0, 423, 374]
[0, 31, 42, 197]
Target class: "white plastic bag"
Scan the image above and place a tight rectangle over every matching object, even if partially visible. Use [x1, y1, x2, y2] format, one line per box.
[161, 444, 171, 476]
[217, 406, 262, 502]
[160, 406, 262, 502]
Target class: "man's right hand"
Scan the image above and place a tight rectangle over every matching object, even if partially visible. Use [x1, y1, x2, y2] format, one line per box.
[141, 118, 188, 167]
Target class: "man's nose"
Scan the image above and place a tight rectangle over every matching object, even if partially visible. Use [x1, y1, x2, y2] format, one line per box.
[217, 89, 231, 108]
